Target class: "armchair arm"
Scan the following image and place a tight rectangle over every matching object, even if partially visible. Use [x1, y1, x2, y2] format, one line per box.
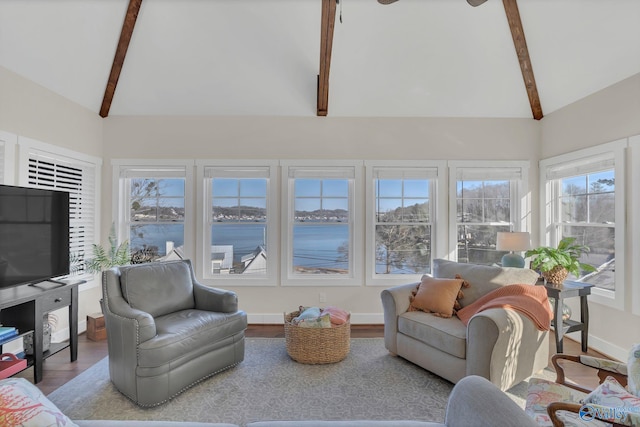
[445, 375, 538, 427]
[380, 283, 419, 354]
[467, 308, 549, 391]
[103, 294, 156, 343]
[102, 267, 156, 343]
[193, 281, 238, 313]
[552, 354, 628, 393]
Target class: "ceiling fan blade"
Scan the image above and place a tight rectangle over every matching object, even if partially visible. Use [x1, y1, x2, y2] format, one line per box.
[467, 0, 488, 6]
[378, 0, 399, 4]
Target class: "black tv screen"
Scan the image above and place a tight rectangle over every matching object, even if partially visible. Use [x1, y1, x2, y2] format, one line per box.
[0, 185, 70, 290]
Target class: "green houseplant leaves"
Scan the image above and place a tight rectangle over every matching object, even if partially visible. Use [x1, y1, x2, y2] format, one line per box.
[525, 237, 596, 277]
[85, 224, 130, 274]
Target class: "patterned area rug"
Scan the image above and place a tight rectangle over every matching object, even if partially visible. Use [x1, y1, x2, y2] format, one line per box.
[47, 338, 545, 425]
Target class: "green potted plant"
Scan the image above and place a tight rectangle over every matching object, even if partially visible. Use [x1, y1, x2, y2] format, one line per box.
[86, 223, 131, 274]
[525, 237, 596, 285]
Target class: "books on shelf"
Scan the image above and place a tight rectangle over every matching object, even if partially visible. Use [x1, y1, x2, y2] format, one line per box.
[0, 326, 18, 341]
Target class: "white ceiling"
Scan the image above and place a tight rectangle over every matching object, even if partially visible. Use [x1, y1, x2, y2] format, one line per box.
[1, 0, 639, 118]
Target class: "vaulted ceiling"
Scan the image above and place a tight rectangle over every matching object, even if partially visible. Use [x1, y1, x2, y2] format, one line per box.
[1, 0, 639, 119]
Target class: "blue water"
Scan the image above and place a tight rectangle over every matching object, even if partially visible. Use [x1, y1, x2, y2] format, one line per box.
[131, 224, 349, 270]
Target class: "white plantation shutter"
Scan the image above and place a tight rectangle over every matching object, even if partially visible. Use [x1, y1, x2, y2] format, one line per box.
[27, 151, 96, 277]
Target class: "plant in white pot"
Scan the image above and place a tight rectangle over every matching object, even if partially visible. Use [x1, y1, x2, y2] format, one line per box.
[525, 237, 596, 285]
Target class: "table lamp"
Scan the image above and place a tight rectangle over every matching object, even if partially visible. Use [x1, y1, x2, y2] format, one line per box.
[496, 231, 530, 268]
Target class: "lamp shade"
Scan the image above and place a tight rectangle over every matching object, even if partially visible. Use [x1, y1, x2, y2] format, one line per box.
[496, 232, 530, 268]
[496, 232, 531, 252]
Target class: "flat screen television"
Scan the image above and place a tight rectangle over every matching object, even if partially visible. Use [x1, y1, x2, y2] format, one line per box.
[0, 184, 70, 290]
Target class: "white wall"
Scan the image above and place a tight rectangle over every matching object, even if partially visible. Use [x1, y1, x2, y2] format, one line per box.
[540, 73, 640, 360]
[0, 66, 103, 158]
[0, 65, 104, 336]
[102, 116, 541, 323]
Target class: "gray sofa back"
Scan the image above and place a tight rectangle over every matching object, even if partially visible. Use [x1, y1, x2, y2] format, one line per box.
[120, 260, 195, 317]
[432, 259, 540, 307]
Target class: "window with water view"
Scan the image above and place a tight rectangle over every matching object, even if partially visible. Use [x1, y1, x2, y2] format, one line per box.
[208, 175, 268, 275]
[292, 178, 351, 275]
[128, 177, 185, 262]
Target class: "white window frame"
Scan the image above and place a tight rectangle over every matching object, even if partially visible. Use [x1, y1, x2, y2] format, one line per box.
[0, 131, 17, 185]
[112, 159, 194, 264]
[539, 139, 626, 310]
[630, 135, 640, 315]
[448, 160, 530, 262]
[364, 160, 447, 287]
[196, 159, 278, 286]
[281, 160, 363, 287]
[17, 136, 102, 290]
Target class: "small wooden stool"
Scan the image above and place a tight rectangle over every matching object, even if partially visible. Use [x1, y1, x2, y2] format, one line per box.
[87, 313, 106, 341]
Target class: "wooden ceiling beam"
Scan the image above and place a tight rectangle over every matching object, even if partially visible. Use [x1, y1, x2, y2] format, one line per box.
[99, 0, 143, 118]
[503, 0, 543, 120]
[317, 0, 337, 116]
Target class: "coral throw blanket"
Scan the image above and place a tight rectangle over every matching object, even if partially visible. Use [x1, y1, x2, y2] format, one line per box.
[456, 284, 552, 331]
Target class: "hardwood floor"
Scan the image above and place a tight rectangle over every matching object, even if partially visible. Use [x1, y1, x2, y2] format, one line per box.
[21, 325, 609, 396]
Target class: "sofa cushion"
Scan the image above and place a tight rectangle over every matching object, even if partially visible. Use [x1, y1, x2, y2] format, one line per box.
[120, 261, 195, 318]
[398, 311, 467, 359]
[409, 276, 465, 318]
[137, 309, 247, 368]
[0, 377, 79, 427]
[433, 259, 539, 307]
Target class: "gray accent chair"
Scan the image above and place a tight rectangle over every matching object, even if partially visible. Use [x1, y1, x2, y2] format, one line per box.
[102, 259, 247, 407]
[381, 258, 549, 391]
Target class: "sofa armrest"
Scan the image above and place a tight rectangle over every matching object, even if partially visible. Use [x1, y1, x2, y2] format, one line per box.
[381, 283, 418, 354]
[467, 308, 548, 390]
[445, 375, 538, 427]
[193, 281, 239, 313]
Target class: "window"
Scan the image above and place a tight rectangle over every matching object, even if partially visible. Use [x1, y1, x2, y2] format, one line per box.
[540, 140, 626, 308]
[113, 161, 192, 263]
[18, 137, 101, 280]
[630, 135, 640, 315]
[198, 162, 277, 283]
[281, 161, 362, 286]
[449, 161, 529, 265]
[365, 161, 446, 285]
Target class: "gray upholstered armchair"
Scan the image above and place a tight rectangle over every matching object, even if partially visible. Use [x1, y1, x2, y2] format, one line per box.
[102, 259, 247, 407]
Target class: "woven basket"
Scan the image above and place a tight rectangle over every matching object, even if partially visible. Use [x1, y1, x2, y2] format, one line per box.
[283, 310, 351, 364]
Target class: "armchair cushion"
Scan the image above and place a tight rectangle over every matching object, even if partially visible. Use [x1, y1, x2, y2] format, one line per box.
[137, 309, 247, 368]
[120, 261, 195, 318]
[398, 312, 466, 359]
[524, 378, 607, 427]
[583, 376, 640, 416]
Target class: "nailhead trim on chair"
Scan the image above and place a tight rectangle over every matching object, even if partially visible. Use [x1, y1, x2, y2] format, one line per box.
[136, 361, 241, 408]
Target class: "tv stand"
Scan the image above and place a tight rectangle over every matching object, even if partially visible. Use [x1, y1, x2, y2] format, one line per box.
[0, 281, 79, 383]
